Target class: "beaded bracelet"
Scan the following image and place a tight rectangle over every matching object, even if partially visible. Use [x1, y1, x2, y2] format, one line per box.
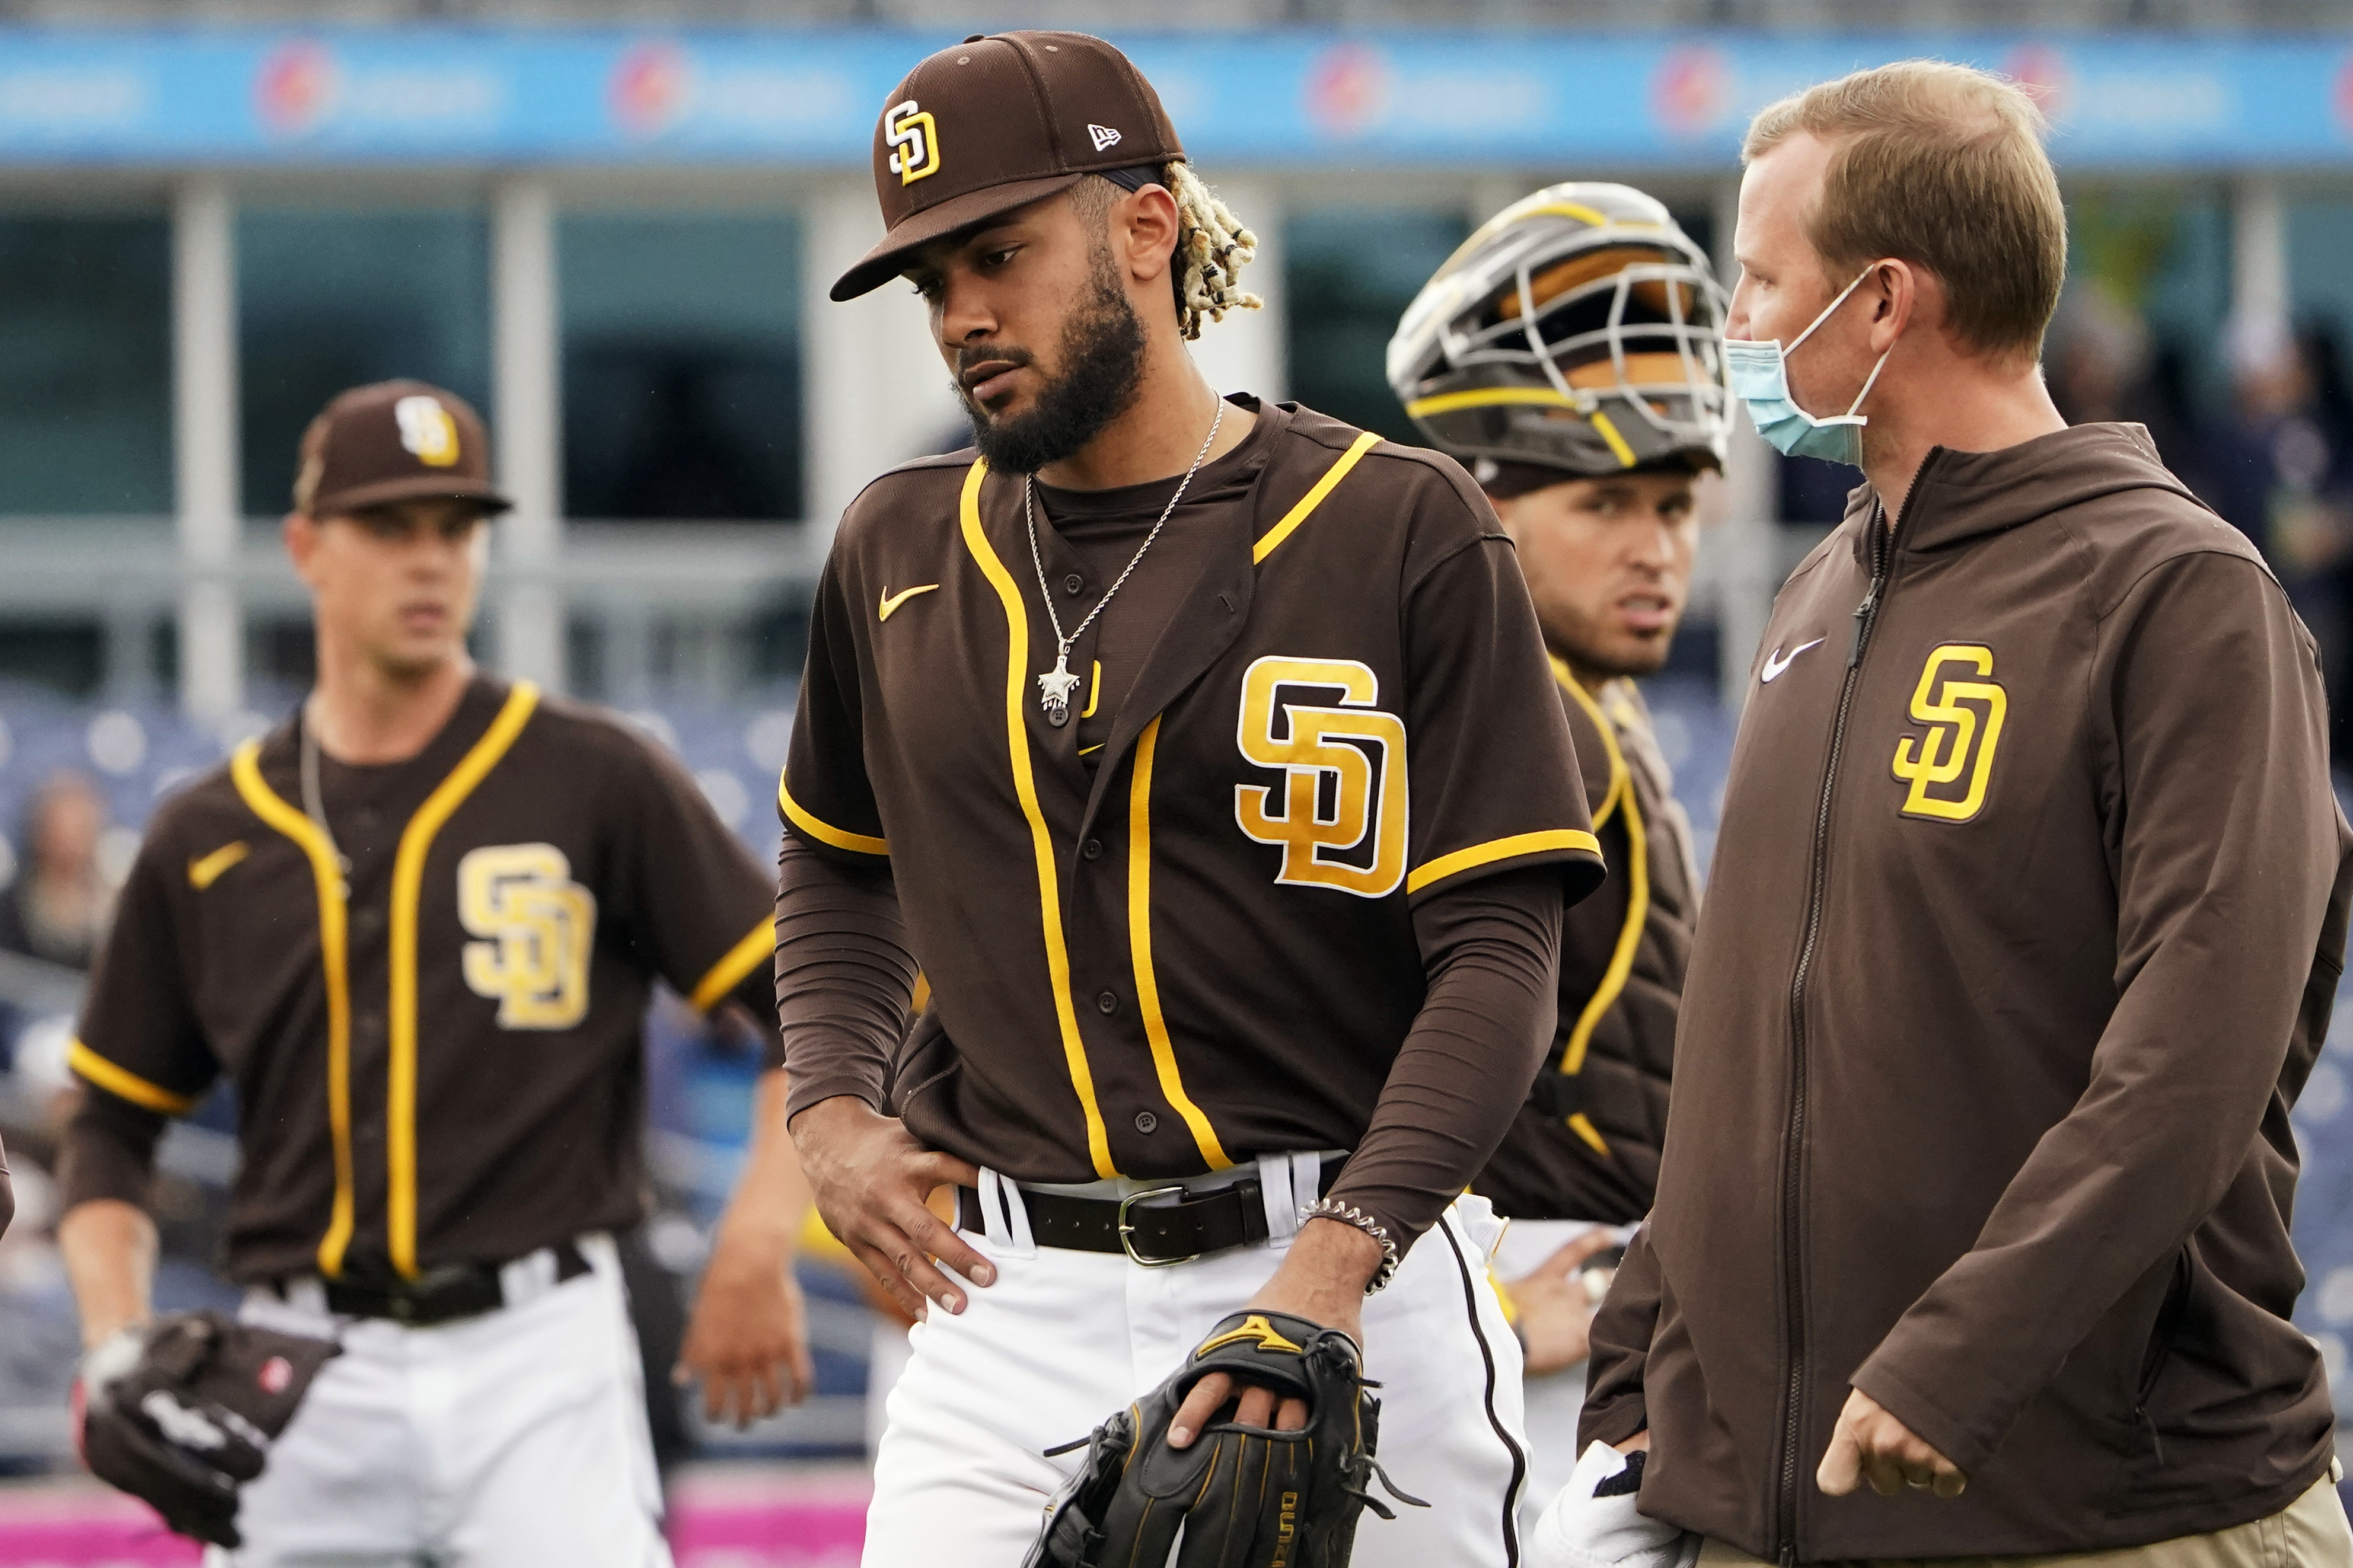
[1300, 1197, 1401, 1295]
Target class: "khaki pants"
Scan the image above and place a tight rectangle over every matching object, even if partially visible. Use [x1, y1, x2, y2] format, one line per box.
[1695, 1471, 2352, 1568]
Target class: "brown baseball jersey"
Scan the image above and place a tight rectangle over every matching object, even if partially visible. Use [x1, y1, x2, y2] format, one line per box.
[61, 676, 777, 1283]
[1475, 667, 1698, 1224]
[779, 397, 1604, 1186]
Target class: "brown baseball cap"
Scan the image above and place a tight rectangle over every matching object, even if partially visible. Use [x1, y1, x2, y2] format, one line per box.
[829, 31, 1186, 302]
[294, 379, 512, 519]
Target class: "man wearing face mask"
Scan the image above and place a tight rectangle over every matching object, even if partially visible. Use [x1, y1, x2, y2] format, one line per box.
[1547, 59, 2353, 1568]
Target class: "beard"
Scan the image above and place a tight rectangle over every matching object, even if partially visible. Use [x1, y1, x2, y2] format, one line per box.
[955, 247, 1147, 475]
[1544, 610, 1678, 682]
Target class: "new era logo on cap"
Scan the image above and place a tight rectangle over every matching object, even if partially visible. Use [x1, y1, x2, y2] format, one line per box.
[1088, 123, 1121, 152]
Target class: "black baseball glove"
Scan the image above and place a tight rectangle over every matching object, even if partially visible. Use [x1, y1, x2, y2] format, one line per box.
[1024, 1310, 1425, 1568]
[74, 1311, 339, 1547]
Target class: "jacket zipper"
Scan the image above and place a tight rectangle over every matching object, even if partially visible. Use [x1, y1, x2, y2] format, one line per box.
[1775, 470, 1929, 1564]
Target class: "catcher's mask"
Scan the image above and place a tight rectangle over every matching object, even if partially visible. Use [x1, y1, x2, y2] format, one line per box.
[1386, 181, 1730, 482]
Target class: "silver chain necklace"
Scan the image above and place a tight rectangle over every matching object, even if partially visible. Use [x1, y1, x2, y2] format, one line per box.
[298, 705, 354, 887]
[1025, 400, 1224, 727]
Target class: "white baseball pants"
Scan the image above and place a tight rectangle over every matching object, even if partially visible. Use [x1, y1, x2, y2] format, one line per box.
[206, 1233, 671, 1568]
[862, 1161, 1531, 1568]
[1489, 1218, 1634, 1534]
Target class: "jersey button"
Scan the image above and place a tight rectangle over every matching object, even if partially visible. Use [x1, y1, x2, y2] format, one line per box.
[1095, 989, 1118, 1015]
[1082, 838, 1103, 861]
[1134, 1111, 1158, 1134]
[1063, 573, 1085, 596]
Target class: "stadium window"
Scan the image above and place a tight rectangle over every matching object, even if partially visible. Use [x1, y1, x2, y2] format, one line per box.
[0, 213, 172, 516]
[2290, 192, 2353, 420]
[237, 207, 493, 518]
[1286, 207, 1469, 445]
[559, 212, 802, 522]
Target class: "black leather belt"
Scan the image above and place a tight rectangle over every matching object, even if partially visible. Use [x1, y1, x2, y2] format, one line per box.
[956, 1163, 1341, 1266]
[292, 1240, 591, 1327]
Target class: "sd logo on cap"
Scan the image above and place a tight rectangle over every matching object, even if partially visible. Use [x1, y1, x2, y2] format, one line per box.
[292, 379, 512, 519]
[830, 31, 1185, 302]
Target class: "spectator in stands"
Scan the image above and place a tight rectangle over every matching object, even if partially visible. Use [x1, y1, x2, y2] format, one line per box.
[2045, 278, 2201, 486]
[0, 771, 116, 972]
[2199, 309, 2353, 770]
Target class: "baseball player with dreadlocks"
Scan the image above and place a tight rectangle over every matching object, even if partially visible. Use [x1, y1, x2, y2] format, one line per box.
[702, 28, 1607, 1568]
[1388, 184, 1730, 1516]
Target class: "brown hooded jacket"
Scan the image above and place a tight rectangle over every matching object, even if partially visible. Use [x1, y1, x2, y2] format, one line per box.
[1583, 424, 2351, 1557]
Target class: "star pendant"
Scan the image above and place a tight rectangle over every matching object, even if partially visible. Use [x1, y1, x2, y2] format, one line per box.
[1038, 659, 1083, 726]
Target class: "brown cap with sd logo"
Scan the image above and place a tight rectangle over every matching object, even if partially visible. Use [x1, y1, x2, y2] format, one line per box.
[828, 30, 1186, 303]
[292, 379, 513, 519]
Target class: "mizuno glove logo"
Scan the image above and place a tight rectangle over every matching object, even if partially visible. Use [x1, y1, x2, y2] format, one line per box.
[1195, 1314, 1303, 1358]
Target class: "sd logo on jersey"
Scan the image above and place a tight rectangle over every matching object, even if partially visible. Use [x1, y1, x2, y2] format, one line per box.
[458, 843, 596, 1029]
[1890, 643, 2007, 823]
[1233, 656, 1409, 898]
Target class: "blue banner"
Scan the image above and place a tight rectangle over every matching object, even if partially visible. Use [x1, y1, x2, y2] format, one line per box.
[0, 28, 2345, 168]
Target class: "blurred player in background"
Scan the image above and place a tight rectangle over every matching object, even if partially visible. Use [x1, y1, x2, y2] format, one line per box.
[0, 770, 117, 972]
[1388, 183, 1724, 1514]
[53, 379, 802, 1565]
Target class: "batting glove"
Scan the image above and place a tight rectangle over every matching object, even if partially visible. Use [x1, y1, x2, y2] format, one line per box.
[1528, 1441, 1698, 1568]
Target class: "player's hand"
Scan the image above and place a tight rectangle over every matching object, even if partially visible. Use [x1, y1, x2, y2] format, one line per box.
[789, 1095, 988, 1320]
[1168, 1217, 1378, 1449]
[1502, 1227, 1619, 1376]
[1816, 1388, 1965, 1499]
[674, 1228, 816, 1429]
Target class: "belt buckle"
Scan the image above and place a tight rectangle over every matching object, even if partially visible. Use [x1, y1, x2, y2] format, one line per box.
[1116, 1185, 1200, 1268]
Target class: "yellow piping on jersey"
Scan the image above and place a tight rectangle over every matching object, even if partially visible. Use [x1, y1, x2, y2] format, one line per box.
[1404, 829, 1601, 896]
[1555, 656, 1628, 833]
[186, 841, 249, 890]
[1127, 716, 1233, 1171]
[777, 773, 889, 857]
[959, 459, 1117, 1180]
[1080, 661, 1101, 721]
[68, 1039, 199, 1115]
[690, 918, 776, 1014]
[1552, 668, 1649, 1160]
[1252, 431, 1380, 563]
[230, 740, 357, 1277]
[387, 682, 539, 1279]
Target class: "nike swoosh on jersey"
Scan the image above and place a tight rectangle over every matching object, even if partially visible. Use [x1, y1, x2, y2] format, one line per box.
[1760, 637, 1826, 683]
[878, 584, 940, 622]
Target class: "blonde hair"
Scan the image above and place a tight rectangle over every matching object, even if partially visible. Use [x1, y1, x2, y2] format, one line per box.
[1162, 162, 1262, 340]
[1081, 164, 1263, 340]
[1744, 59, 2066, 363]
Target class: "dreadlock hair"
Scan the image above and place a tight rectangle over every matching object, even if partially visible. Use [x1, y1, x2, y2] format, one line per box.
[1085, 162, 1264, 341]
[1162, 162, 1262, 340]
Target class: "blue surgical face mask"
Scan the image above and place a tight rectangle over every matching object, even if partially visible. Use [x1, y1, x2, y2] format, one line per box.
[1722, 267, 1891, 467]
